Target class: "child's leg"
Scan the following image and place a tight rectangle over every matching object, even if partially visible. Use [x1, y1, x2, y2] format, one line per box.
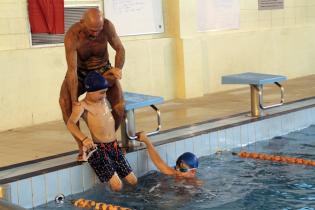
[108, 172, 123, 192]
[124, 172, 137, 186]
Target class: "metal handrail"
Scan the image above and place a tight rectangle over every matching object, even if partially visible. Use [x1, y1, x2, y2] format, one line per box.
[258, 82, 284, 110]
[125, 105, 161, 140]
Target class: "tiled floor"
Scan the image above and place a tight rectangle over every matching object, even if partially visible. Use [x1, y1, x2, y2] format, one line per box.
[0, 75, 314, 167]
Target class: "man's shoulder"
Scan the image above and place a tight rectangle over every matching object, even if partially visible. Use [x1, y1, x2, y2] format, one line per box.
[65, 22, 82, 37]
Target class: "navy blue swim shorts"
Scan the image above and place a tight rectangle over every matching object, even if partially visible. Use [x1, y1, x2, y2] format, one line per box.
[88, 140, 132, 183]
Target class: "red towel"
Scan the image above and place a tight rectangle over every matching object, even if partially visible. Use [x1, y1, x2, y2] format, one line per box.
[28, 0, 64, 34]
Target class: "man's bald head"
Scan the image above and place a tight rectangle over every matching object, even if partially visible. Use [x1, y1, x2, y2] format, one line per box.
[83, 8, 104, 40]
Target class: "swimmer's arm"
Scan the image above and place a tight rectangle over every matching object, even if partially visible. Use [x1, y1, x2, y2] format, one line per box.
[64, 30, 78, 103]
[138, 133, 176, 175]
[106, 19, 125, 69]
[66, 103, 86, 141]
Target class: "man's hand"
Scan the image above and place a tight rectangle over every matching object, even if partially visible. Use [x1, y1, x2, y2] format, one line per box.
[103, 67, 122, 80]
[82, 137, 96, 151]
[136, 132, 149, 144]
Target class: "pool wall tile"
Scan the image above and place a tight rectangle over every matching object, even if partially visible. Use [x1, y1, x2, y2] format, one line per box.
[224, 128, 232, 149]
[240, 124, 249, 148]
[184, 137, 194, 153]
[9, 182, 18, 205]
[254, 120, 269, 142]
[268, 116, 283, 138]
[166, 142, 176, 166]
[225, 127, 236, 150]
[305, 109, 314, 125]
[175, 139, 186, 158]
[126, 152, 138, 176]
[156, 145, 167, 164]
[247, 122, 256, 143]
[70, 165, 83, 194]
[194, 134, 210, 157]
[217, 130, 226, 151]
[45, 171, 58, 202]
[147, 159, 157, 171]
[82, 164, 95, 191]
[57, 168, 71, 196]
[311, 108, 315, 124]
[209, 131, 219, 153]
[17, 178, 33, 209]
[137, 149, 149, 177]
[31, 175, 46, 207]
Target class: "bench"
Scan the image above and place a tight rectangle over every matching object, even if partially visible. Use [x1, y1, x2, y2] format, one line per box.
[121, 92, 164, 147]
[222, 72, 287, 117]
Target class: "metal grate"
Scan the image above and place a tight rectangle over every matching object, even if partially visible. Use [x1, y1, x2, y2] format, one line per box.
[31, 6, 97, 46]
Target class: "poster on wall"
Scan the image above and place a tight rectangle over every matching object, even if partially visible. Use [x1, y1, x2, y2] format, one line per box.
[104, 0, 164, 36]
[258, 0, 284, 10]
[197, 0, 240, 32]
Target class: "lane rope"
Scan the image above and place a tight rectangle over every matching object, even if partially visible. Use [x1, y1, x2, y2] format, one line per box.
[233, 151, 315, 166]
[72, 198, 132, 210]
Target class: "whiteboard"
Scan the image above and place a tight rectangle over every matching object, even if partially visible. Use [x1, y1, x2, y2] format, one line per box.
[104, 0, 164, 36]
[197, 0, 240, 32]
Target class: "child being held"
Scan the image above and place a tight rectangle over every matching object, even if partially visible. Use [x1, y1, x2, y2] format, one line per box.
[67, 71, 137, 191]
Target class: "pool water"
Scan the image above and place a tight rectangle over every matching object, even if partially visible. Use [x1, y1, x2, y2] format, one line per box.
[35, 125, 315, 210]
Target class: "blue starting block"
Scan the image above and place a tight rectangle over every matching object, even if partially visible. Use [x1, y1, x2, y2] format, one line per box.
[222, 72, 287, 117]
[121, 92, 164, 147]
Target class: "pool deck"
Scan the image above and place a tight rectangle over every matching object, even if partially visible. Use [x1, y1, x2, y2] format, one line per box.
[0, 74, 314, 168]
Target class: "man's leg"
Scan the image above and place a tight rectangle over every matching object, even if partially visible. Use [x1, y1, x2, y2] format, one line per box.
[59, 79, 84, 161]
[105, 79, 125, 131]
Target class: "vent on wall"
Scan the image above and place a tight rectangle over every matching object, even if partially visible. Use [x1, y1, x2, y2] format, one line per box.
[31, 6, 97, 46]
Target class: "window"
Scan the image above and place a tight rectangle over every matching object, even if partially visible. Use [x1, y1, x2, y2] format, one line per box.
[30, 6, 98, 46]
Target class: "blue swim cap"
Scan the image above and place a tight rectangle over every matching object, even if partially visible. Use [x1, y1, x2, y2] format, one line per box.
[176, 152, 199, 169]
[84, 71, 109, 92]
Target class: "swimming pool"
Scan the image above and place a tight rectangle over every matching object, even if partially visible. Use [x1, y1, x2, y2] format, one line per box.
[35, 124, 315, 210]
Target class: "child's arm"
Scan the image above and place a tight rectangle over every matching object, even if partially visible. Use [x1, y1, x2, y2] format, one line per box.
[137, 132, 176, 175]
[66, 103, 95, 150]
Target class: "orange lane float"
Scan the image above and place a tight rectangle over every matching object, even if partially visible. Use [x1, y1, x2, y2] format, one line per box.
[235, 151, 315, 166]
[72, 198, 132, 210]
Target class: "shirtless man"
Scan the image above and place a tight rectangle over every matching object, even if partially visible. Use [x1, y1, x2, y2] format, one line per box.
[59, 8, 125, 161]
[67, 71, 137, 191]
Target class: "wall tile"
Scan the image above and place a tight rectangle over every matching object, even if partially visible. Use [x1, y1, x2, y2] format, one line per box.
[82, 164, 95, 192]
[217, 129, 226, 151]
[165, 142, 176, 166]
[240, 124, 249, 148]
[137, 149, 149, 177]
[45, 171, 58, 202]
[209, 131, 219, 154]
[9, 182, 18, 205]
[70, 165, 83, 195]
[175, 139, 186, 158]
[31, 175, 46, 207]
[17, 178, 32, 209]
[126, 152, 138, 176]
[194, 134, 210, 157]
[184, 137, 194, 153]
[57, 168, 71, 196]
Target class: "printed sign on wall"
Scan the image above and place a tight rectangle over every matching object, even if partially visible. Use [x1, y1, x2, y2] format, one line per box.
[258, 0, 284, 10]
